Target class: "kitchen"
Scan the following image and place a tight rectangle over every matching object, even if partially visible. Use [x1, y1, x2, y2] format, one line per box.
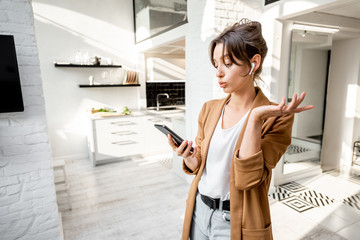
[30, 0, 190, 238]
[32, 0, 188, 169]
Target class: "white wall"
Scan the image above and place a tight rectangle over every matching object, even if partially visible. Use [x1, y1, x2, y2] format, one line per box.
[322, 38, 360, 171]
[354, 73, 360, 144]
[32, 0, 139, 160]
[0, 0, 60, 239]
[186, 0, 216, 140]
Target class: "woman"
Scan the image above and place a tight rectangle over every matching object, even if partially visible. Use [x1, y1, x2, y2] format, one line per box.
[167, 19, 314, 240]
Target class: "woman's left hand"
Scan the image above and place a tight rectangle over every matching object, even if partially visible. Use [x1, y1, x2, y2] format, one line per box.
[251, 92, 314, 122]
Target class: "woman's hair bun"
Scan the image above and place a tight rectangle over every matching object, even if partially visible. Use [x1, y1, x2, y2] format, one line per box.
[209, 18, 268, 82]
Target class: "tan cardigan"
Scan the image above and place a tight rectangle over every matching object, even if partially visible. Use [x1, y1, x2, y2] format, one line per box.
[181, 87, 294, 240]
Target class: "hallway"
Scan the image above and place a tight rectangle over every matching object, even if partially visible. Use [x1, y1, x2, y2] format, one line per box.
[56, 157, 360, 239]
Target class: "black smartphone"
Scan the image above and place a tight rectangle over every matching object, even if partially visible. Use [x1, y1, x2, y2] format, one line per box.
[154, 124, 194, 151]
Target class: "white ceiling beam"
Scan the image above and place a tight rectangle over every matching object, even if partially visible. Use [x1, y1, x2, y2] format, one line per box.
[289, 11, 360, 33]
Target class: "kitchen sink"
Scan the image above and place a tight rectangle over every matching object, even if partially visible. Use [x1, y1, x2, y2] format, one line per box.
[157, 107, 177, 111]
[146, 105, 185, 115]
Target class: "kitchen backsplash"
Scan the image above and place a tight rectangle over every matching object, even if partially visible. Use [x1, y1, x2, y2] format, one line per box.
[146, 82, 185, 108]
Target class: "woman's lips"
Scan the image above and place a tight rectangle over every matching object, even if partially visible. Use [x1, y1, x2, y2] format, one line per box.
[219, 82, 227, 88]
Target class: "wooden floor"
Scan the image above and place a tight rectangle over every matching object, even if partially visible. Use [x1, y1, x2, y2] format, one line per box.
[57, 154, 189, 240]
[56, 154, 347, 240]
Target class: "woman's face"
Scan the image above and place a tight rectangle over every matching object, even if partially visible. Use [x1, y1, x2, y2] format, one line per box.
[213, 43, 253, 94]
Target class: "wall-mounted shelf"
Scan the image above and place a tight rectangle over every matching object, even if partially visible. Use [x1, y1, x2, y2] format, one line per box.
[79, 84, 140, 88]
[54, 63, 122, 68]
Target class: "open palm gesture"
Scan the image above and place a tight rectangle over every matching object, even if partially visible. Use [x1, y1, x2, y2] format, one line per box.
[252, 92, 314, 121]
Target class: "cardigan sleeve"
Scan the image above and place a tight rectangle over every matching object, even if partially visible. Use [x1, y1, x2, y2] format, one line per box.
[182, 102, 207, 175]
[233, 113, 294, 190]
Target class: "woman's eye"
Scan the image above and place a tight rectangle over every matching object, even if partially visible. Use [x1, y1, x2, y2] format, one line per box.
[214, 65, 218, 69]
[225, 63, 232, 67]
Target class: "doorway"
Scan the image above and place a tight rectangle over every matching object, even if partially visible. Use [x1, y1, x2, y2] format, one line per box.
[283, 29, 332, 175]
[274, 0, 360, 184]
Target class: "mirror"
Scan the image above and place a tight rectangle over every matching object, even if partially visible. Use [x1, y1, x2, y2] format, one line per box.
[133, 0, 188, 42]
[283, 29, 334, 174]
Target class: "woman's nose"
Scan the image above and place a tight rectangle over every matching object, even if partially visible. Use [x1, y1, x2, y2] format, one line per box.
[216, 68, 224, 78]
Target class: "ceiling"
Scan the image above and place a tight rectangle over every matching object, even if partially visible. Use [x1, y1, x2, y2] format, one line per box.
[319, 0, 360, 19]
[145, 0, 360, 56]
[282, 0, 360, 40]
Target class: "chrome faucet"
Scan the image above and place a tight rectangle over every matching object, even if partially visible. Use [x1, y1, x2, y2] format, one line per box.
[156, 93, 169, 111]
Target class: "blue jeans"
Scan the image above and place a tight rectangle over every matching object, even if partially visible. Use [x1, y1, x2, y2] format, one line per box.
[190, 192, 231, 240]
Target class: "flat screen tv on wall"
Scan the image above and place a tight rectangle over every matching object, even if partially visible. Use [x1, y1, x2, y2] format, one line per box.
[0, 35, 24, 113]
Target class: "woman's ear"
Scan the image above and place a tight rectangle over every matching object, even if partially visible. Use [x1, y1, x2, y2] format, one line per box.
[251, 54, 261, 72]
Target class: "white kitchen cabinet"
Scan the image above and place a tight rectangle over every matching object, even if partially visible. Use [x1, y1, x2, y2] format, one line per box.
[143, 116, 172, 155]
[88, 113, 180, 166]
[88, 116, 146, 166]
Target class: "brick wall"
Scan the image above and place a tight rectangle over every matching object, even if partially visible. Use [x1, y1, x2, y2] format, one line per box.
[214, 0, 263, 32]
[0, 0, 60, 239]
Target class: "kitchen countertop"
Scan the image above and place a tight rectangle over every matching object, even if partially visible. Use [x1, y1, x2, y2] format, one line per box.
[89, 107, 185, 121]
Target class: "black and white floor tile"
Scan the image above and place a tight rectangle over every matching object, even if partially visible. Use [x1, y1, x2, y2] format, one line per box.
[270, 186, 292, 201]
[298, 190, 335, 207]
[279, 181, 307, 193]
[281, 196, 317, 212]
[343, 193, 360, 210]
[270, 181, 360, 213]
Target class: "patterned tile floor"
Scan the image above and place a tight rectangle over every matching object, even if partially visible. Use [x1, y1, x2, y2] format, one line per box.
[270, 181, 338, 212]
[270, 172, 360, 239]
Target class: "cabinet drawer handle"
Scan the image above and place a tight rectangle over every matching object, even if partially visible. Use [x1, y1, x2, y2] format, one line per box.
[111, 131, 137, 136]
[112, 140, 137, 146]
[147, 118, 163, 123]
[111, 121, 137, 126]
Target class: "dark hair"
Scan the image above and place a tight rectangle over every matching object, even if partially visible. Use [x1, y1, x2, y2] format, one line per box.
[209, 19, 268, 81]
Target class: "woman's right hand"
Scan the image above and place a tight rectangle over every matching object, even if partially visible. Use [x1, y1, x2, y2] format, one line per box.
[167, 134, 199, 172]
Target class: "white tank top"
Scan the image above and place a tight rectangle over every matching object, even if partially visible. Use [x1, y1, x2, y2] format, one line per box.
[198, 102, 249, 200]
